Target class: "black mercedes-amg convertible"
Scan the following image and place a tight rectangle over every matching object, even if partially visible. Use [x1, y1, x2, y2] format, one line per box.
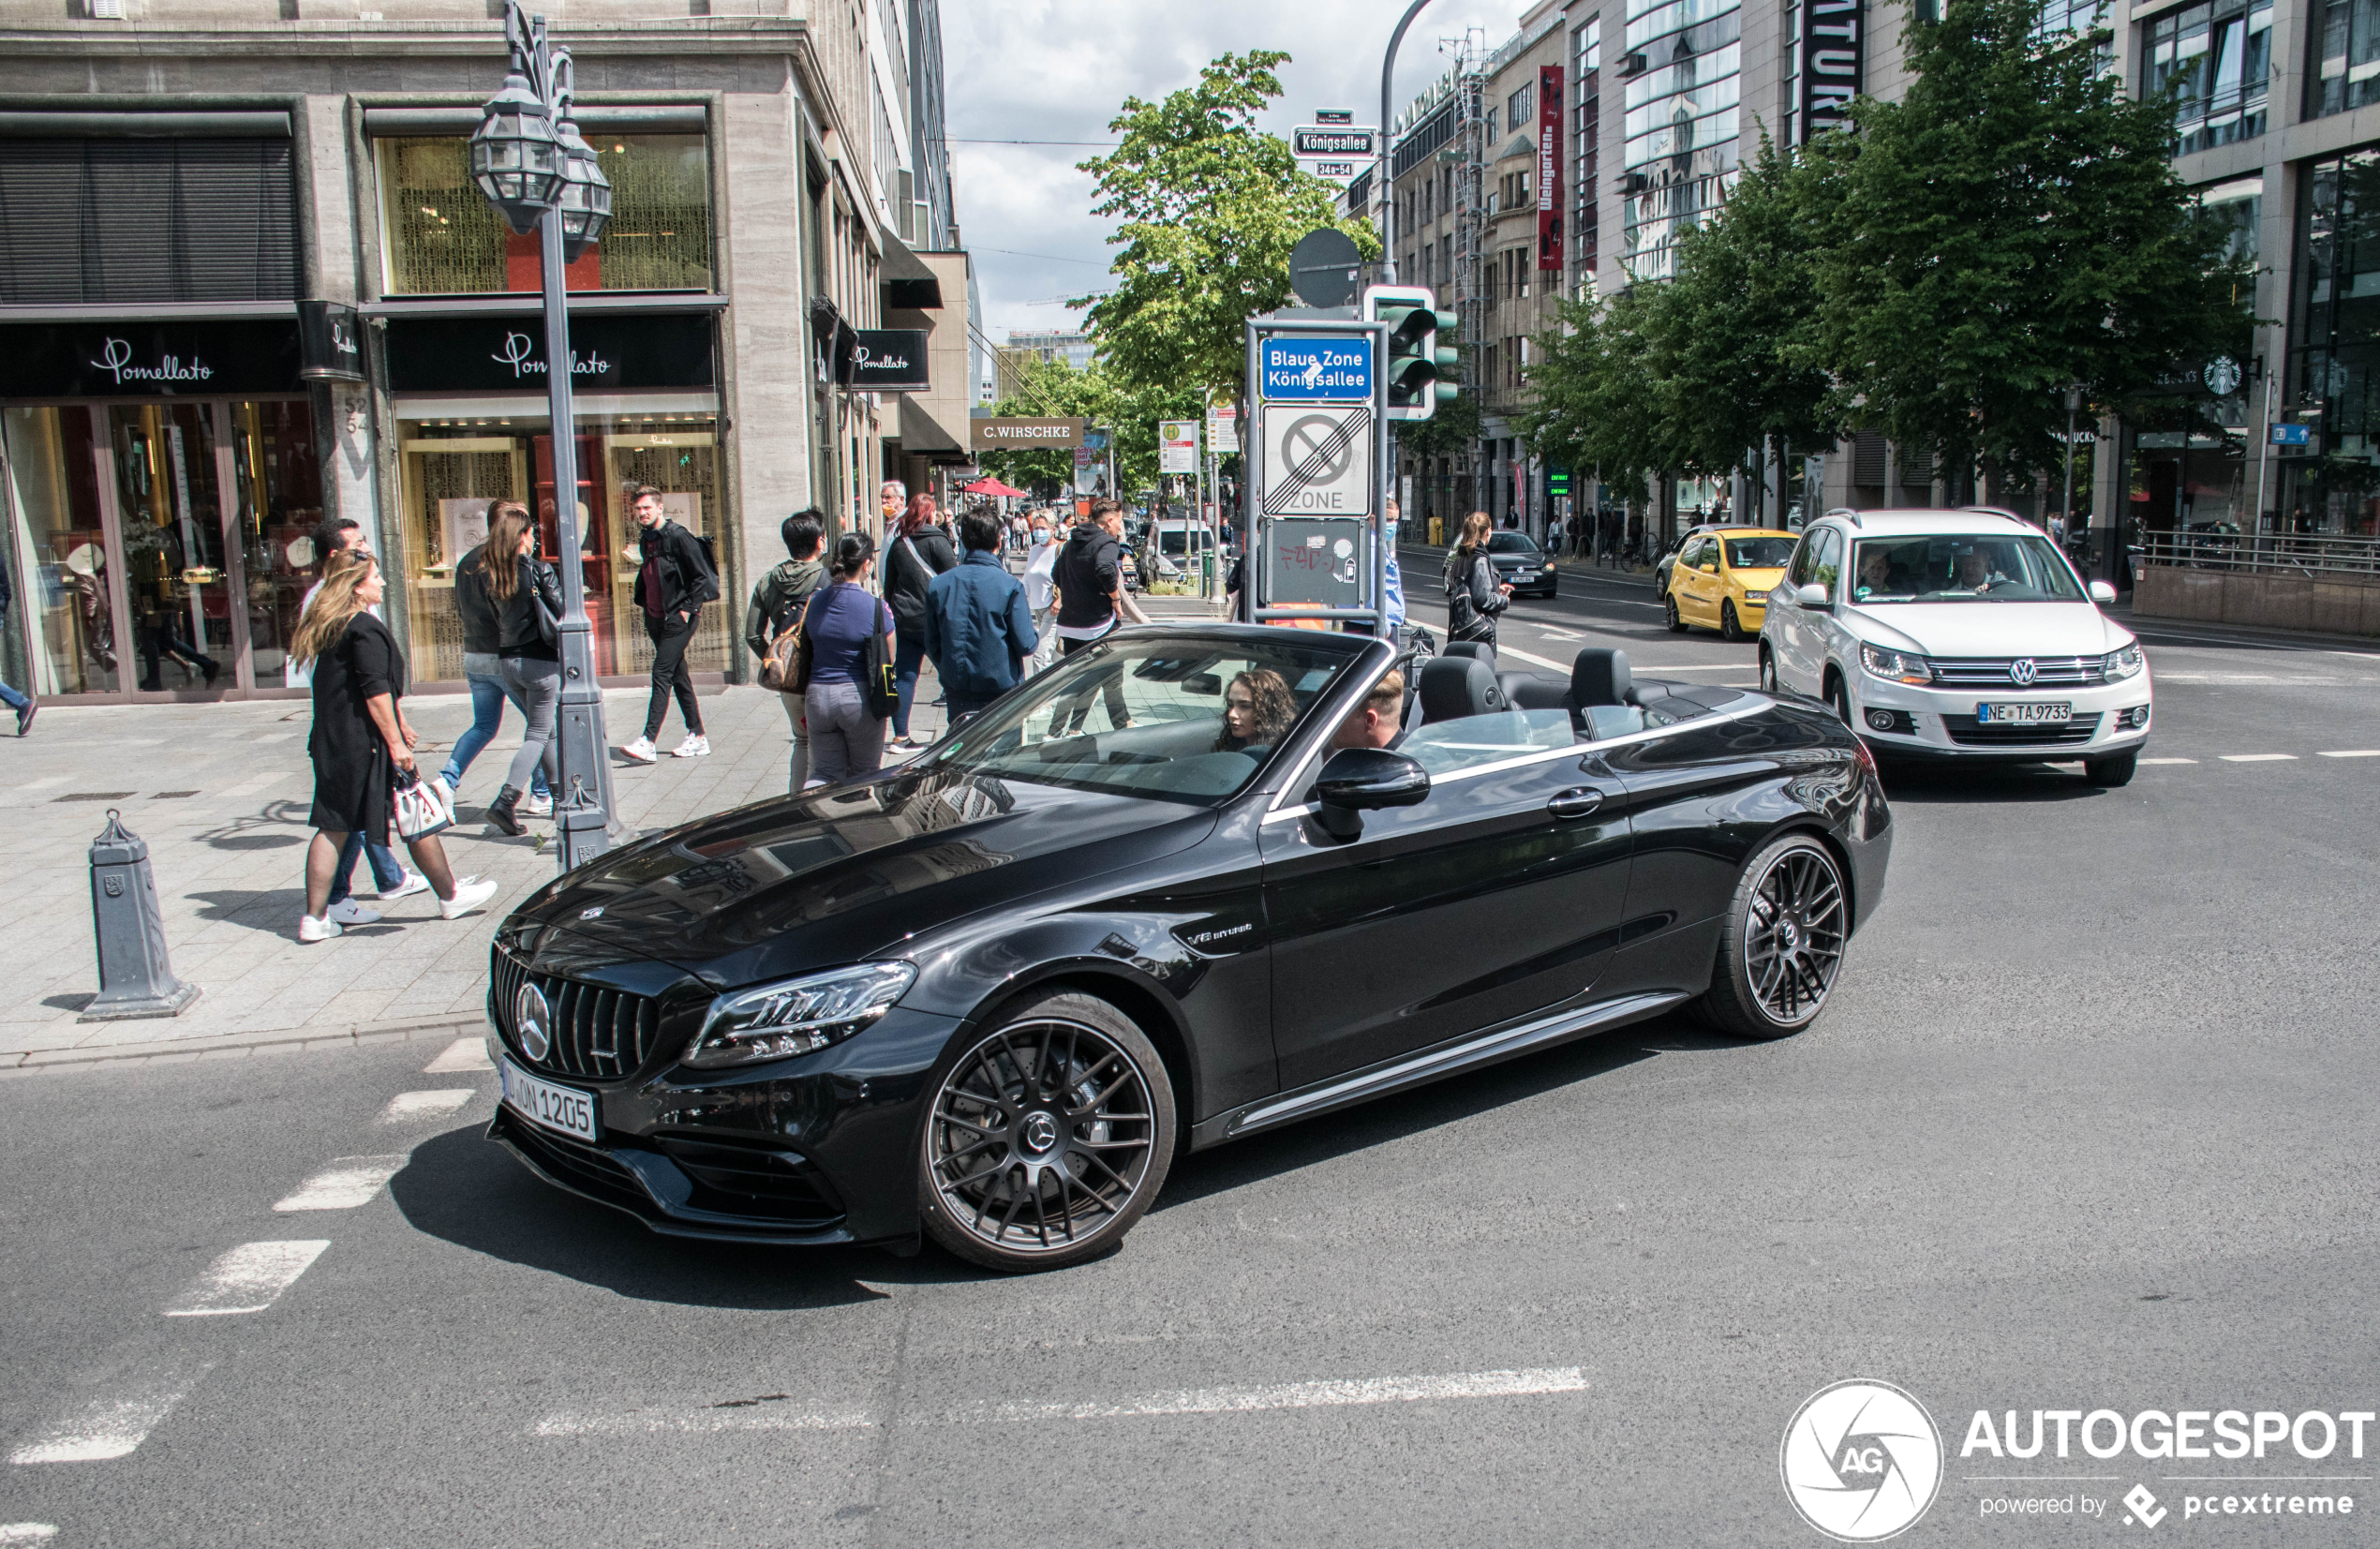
[483, 624, 1891, 1271]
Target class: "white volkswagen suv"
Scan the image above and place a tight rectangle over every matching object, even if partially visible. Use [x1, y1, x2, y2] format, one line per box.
[1758, 509, 2151, 786]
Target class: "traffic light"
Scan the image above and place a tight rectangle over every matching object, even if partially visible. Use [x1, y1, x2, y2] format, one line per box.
[1363, 284, 1461, 422]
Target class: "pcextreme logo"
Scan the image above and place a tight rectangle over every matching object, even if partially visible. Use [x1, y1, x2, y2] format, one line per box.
[1781, 1379, 1945, 1542]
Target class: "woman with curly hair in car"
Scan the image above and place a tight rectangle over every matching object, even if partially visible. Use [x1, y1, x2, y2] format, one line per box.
[1214, 667, 1296, 755]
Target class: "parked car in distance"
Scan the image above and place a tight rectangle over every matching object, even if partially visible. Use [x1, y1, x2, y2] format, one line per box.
[1664, 527, 1798, 642]
[1652, 523, 1727, 597]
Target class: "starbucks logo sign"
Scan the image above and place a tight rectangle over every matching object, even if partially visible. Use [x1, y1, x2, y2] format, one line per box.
[2204, 356, 2243, 396]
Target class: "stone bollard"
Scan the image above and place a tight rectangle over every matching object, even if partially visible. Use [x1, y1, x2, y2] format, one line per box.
[82, 808, 200, 1022]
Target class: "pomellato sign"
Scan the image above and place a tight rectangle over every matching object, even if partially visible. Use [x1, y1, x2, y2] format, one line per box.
[841, 327, 930, 393]
[0, 320, 300, 396]
[383, 313, 715, 395]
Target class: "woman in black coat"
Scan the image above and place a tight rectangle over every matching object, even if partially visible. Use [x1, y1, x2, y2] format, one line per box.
[1444, 509, 1512, 648]
[291, 551, 498, 942]
[881, 491, 957, 748]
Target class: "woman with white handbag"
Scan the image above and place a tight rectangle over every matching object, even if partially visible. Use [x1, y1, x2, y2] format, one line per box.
[290, 550, 498, 943]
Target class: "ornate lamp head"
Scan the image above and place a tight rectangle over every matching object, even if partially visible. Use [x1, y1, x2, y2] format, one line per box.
[553, 112, 614, 261]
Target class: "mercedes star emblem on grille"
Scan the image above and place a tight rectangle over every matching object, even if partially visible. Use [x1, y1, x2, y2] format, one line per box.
[515, 982, 553, 1062]
[580, 905, 604, 920]
[2009, 658, 2038, 686]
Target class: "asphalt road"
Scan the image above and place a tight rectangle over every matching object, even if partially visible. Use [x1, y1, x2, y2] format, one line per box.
[4, 564, 2377, 1548]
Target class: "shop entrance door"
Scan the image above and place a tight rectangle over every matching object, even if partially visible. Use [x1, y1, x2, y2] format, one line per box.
[106, 402, 238, 693]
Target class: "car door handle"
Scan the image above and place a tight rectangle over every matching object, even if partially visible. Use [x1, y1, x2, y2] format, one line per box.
[1548, 787, 1604, 820]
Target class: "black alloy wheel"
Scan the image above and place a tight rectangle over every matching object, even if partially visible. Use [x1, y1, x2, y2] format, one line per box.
[1720, 600, 1746, 643]
[919, 990, 1176, 1272]
[1664, 593, 1687, 633]
[1699, 833, 1850, 1039]
[2084, 750, 2137, 787]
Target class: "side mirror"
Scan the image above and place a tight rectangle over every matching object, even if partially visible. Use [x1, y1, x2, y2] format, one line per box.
[1796, 583, 1830, 607]
[2089, 579, 2117, 603]
[1311, 747, 1431, 840]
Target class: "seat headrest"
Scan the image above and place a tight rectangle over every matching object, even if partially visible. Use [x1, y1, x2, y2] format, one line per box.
[1570, 648, 1633, 707]
[1418, 655, 1500, 723]
[1441, 640, 1495, 664]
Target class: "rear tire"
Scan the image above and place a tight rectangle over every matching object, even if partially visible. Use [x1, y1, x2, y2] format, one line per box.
[1698, 833, 1850, 1040]
[2084, 751, 2137, 787]
[1664, 594, 1687, 633]
[1720, 601, 1746, 643]
[918, 990, 1176, 1273]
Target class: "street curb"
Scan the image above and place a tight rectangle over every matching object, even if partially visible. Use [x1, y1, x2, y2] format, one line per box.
[0, 1013, 488, 1076]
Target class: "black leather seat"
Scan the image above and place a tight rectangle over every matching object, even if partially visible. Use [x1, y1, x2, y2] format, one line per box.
[1502, 673, 1570, 710]
[1416, 655, 1505, 724]
[1440, 640, 1494, 665]
[1569, 648, 1633, 707]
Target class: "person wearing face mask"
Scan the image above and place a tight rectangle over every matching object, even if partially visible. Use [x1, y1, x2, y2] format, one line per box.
[1022, 509, 1061, 674]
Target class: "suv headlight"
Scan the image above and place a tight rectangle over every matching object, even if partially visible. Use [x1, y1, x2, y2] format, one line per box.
[1859, 644, 1934, 685]
[2103, 644, 2145, 680]
[681, 961, 917, 1070]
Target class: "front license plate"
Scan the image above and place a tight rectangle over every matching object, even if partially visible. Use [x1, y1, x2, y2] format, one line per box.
[499, 1053, 598, 1143]
[1975, 701, 2073, 724]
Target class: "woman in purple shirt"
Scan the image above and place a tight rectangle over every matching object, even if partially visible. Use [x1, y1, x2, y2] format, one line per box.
[800, 532, 898, 786]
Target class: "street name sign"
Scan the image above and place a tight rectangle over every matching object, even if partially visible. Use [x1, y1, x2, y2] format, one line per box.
[1294, 126, 1378, 158]
[1262, 405, 1372, 514]
[1259, 334, 1374, 402]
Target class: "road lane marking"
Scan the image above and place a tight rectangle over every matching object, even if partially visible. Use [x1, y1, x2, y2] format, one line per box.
[163, 1241, 330, 1317]
[379, 1090, 478, 1123]
[2318, 749, 2380, 758]
[1533, 625, 1583, 640]
[273, 1155, 408, 1212]
[974, 1366, 1592, 1423]
[535, 1404, 875, 1437]
[8, 1366, 212, 1464]
[1495, 646, 1573, 674]
[2139, 758, 2197, 765]
[2219, 753, 2298, 763]
[0, 1526, 58, 1545]
[423, 1036, 494, 1073]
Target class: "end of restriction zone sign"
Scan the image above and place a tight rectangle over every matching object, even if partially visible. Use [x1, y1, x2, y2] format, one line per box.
[1260, 335, 1374, 402]
[1263, 406, 1373, 514]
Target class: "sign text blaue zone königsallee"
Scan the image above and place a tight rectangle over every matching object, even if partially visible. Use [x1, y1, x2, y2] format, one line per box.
[1260, 335, 1375, 402]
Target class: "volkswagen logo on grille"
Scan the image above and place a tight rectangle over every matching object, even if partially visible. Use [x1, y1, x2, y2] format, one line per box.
[2009, 658, 2038, 687]
[515, 982, 553, 1063]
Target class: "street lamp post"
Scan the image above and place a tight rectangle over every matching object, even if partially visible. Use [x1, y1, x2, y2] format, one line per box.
[2063, 384, 2081, 557]
[470, 2, 617, 872]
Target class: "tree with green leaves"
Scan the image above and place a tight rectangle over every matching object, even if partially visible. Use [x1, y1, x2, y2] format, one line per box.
[1517, 285, 1671, 507]
[1799, 0, 2253, 499]
[1078, 52, 1377, 399]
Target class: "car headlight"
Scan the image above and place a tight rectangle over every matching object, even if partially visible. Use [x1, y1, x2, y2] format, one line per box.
[1859, 644, 1934, 685]
[2103, 644, 2145, 680]
[681, 961, 917, 1069]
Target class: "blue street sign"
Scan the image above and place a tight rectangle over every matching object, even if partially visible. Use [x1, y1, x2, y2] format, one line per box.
[1260, 335, 1374, 401]
[2269, 423, 2311, 446]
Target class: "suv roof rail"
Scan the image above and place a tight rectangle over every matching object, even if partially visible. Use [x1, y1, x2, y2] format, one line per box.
[1824, 506, 1862, 528]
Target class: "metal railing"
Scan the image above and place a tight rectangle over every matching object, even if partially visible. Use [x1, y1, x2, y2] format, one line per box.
[2135, 530, 2380, 579]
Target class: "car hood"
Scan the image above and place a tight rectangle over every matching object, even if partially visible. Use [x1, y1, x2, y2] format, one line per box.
[1489, 552, 1544, 567]
[507, 769, 1219, 990]
[1842, 602, 2133, 658]
[1733, 568, 1788, 591]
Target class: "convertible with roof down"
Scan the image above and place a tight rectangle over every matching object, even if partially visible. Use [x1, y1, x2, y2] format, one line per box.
[482, 624, 1893, 1272]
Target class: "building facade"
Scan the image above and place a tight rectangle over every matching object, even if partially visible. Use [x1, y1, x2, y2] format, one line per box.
[0, 0, 971, 707]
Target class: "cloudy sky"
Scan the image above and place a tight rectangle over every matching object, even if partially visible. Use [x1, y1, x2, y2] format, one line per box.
[941, 0, 1536, 350]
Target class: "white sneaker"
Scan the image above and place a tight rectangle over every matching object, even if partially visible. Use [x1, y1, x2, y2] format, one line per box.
[297, 914, 343, 943]
[325, 899, 381, 926]
[378, 871, 431, 902]
[518, 790, 554, 817]
[439, 877, 499, 920]
[435, 771, 459, 804]
[621, 736, 659, 765]
[673, 734, 711, 758]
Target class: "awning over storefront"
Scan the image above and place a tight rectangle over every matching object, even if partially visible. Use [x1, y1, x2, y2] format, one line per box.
[881, 235, 944, 312]
[899, 394, 966, 458]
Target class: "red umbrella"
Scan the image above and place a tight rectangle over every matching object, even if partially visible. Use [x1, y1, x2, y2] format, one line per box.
[963, 477, 1027, 498]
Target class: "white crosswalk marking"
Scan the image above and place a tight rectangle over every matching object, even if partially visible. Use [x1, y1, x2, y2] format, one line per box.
[0, 1524, 59, 1544]
[163, 1240, 330, 1317]
[2139, 757, 2197, 765]
[2220, 753, 2297, 763]
[423, 1036, 494, 1073]
[536, 1405, 876, 1437]
[2317, 749, 2380, 758]
[273, 1155, 408, 1212]
[9, 1365, 212, 1464]
[379, 1090, 477, 1123]
[974, 1366, 1591, 1422]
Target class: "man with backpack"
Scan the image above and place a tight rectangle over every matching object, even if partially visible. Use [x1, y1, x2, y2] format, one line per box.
[620, 483, 721, 764]
[747, 510, 827, 794]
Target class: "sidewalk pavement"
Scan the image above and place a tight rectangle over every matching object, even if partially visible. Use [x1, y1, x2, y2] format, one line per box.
[1, 667, 956, 1070]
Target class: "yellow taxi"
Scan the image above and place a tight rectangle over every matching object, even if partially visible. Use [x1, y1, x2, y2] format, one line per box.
[1663, 526, 1800, 642]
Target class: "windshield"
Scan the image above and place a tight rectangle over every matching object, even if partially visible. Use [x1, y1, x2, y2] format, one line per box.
[1724, 536, 1796, 570]
[1486, 532, 1540, 555]
[921, 634, 1361, 806]
[1850, 535, 2086, 603]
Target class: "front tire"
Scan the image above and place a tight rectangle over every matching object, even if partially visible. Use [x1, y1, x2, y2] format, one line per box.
[1759, 647, 1779, 693]
[1699, 833, 1851, 1040]
[1720, 601, 1746, 643]
[1664, 594, 1687, 633]
[2084, 750, 2137, 787]
[918, 990, 1176, 1273]
[1824, 672, 1853, 725]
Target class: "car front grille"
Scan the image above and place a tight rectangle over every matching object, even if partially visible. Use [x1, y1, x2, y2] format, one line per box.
[490, 946, 662, 1080]
[1930, 656, 2107, 688]
[1941, 711, 2105, 746]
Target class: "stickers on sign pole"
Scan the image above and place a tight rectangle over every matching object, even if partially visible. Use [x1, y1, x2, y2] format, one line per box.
[1260, 335, 1373, 402]
[1263, 405, 1373, 515]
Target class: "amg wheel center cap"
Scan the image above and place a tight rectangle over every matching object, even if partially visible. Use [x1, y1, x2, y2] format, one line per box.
[1020, 1110, 1061, 1154]
[1778, 919, 1802, 951]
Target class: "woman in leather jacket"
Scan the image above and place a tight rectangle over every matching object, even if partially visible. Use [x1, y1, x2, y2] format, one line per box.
[454, 502, 564, 835]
